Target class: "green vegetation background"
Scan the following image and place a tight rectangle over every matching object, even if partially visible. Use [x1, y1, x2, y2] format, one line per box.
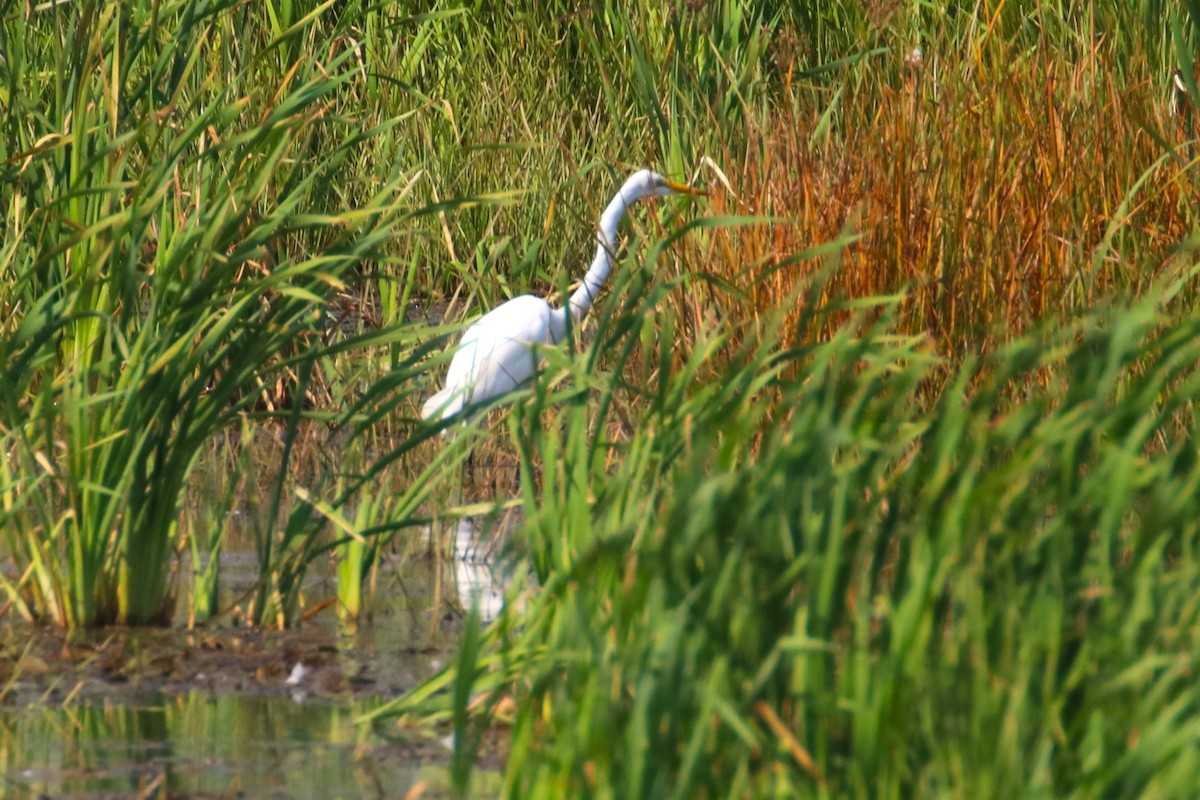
[6, 1, 1200, 796]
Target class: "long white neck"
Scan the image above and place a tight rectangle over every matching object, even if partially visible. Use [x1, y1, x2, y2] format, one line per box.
[565, 183, 638, 323]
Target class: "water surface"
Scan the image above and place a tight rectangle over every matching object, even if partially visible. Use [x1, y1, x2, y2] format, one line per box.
[0, 523, 510, 798]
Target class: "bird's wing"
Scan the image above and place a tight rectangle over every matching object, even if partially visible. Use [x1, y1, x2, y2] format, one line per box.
[442, 296, 556, 410]
[420, 386, 461, 420]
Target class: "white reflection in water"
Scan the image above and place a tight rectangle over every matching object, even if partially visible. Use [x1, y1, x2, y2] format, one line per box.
[453, 518, 506, 622]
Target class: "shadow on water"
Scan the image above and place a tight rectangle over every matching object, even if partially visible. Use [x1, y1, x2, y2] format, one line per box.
[0, 518, 513, 799]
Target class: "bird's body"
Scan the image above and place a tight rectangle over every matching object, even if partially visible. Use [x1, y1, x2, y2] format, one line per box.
[422, 169, 703, 422]
[421, 295, 565, 419]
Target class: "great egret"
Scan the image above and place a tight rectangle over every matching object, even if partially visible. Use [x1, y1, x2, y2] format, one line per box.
[421, 169, 704, 421]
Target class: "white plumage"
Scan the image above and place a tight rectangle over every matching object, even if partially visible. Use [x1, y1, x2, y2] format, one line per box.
[422, 169, 703, 422]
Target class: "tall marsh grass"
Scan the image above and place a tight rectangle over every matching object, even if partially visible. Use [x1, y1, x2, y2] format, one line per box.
[0, 1, 452, 626]
[373, 262, 1200, 797]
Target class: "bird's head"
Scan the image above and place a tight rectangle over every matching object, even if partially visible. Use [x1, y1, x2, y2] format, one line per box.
[624, 169, 707, 201]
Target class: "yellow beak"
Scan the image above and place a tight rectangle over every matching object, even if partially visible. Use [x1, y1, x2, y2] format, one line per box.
[662, 178, 708, 196]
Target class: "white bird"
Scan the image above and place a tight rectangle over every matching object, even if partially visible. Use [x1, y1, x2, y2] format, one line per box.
[421, 169, 705, 421]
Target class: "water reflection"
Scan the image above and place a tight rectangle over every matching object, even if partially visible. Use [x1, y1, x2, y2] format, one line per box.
[0, 693, 499, 798]
[453, 518, 507, 623]
[0, 520, 516, 797]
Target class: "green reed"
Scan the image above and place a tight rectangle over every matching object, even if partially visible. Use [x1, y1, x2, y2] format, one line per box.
[371, 245, 1200, 797]
[0, 0, 454, 626]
